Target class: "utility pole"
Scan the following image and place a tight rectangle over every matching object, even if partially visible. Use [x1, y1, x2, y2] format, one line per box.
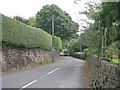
[51, 15, 54, 62]
[79, 29, 82, 58]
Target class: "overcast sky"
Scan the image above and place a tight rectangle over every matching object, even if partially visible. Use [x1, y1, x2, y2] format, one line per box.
[0, 0, 100, 32]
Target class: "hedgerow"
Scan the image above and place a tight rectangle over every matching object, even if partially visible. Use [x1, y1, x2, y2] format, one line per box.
[54, 36, 62, 50]
[2, 15, 62, 50]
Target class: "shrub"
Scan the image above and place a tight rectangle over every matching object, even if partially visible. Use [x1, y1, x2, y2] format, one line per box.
[2, 15, 62, 50]
[63, 49, 69, 56]
[107, 42, 118, 59]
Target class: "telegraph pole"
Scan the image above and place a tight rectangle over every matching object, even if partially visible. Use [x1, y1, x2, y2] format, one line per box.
[52, 15, 54, 62]
[79, 29, 83, 59]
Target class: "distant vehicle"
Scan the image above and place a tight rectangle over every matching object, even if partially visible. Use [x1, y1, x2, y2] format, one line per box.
[60, 52, 64, 56]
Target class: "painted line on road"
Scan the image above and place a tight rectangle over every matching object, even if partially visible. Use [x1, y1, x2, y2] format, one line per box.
[47, 67, 60, 75]
[20, 80, 37, 89]
[20, 67, 60, 89]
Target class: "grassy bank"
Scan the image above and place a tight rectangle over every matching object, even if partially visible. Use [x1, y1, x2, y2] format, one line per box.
[40, 57, 61, 65]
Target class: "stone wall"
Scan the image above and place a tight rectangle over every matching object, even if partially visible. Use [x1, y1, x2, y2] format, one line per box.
[1, 46, 60, 73]
[86, 55, 120, 88]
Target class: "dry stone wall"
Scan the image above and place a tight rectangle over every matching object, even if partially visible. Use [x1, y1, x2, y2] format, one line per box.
[2, 46, 60, 73]
[86, 55, 120, 89]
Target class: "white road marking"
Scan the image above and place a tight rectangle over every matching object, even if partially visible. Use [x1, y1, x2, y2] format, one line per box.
[21, 80, 37, 89]
[20, 67, 60, 89]
[47, 67, 60, 75]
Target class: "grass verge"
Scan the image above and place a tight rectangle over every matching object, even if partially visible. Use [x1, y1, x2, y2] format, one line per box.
[40, 57, 61, 65]
[111, 58, 120, 65]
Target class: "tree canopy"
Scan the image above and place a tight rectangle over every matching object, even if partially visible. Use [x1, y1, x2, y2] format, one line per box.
[13, 16, 28, 25]
[35, 4, 79, 40]
[70, 1, 120, 57]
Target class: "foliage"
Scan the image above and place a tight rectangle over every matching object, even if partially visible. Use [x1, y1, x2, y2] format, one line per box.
[28, 16, 36, 27]
[2, 15, 62, 50]
[39, 57, 61, 65]
[97, 2, 120, 45]
[83, 48, 99, 56]
[62, 49, 69, 56]
[54, 36, 62, 50]
[0, 14, 2, 44]
[36, 4, 79, 40]
[106, 42, 118, 59]
[112, 58, 120, 65]
[76, 2, 120, 57]
[62, 40, 70, 49]
[83, 48, 93, 55]
[66, 39, 77, 51]
[68, 38, 88, 55]
[13, 16, 28, 25]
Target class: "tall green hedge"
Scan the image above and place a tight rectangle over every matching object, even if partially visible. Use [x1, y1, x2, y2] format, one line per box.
[54, 36, 62, 50]
[0, 14, 2, 44]
[2, 15, 62, 50]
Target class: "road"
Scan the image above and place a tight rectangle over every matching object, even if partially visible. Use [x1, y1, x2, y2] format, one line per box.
[2, 56, 87, 89]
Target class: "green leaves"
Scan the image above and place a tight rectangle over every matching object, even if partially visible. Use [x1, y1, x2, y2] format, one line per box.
[76, 2, 120, 56]
[54, 36, 62, 50]
[2, 15, 62, 50]
[36, 4, 79, 40]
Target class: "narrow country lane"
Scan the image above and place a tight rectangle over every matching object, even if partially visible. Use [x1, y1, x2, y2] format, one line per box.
[2, 56, 88, 89]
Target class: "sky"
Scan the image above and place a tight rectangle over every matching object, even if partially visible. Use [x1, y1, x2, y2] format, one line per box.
[0, 0, 100, 32]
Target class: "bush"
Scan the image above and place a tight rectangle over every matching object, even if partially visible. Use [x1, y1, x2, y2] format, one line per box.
[71, 52, 86, 60]
[2, 15, 62, 50]
[107, 42, 118, 59]
[63, 49, 69, 56]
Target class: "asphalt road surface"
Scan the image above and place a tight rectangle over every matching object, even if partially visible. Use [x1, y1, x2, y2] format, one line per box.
[2, 56, 87, 89]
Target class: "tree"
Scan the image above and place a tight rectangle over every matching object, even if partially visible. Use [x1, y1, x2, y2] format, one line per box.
[13, 16, 28, 25]
[75, 1, 120, 57]
[91, 2, 120, 57]
[28, 16, 36, 27]
[35, 4, 79, 40]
